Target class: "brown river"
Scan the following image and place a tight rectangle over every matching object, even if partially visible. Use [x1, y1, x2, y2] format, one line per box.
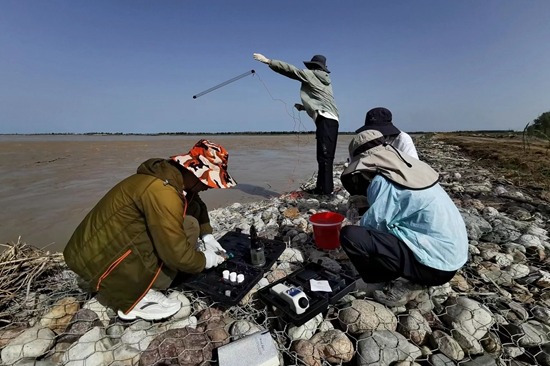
[0, 134, 353, 252]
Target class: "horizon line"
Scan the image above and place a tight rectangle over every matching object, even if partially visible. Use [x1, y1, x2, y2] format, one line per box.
[0, 129, 520, 136]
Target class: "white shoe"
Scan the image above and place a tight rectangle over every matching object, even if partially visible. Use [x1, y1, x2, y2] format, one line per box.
[117, 290, 181, 321]
[146, 289, 181, 308]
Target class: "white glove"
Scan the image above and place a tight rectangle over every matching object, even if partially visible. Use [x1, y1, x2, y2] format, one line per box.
[202, 234, 226, 253]
[203, 249, 225, 269]
[253, 53, 270, 64]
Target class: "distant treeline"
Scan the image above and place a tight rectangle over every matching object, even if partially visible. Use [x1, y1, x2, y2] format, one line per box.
[446, 129, 518, 134]
[1, 129, 521, 136]
[525, 111, 550, 138]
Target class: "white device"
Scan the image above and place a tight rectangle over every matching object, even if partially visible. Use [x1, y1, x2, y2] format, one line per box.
[270, 283, 310, 315]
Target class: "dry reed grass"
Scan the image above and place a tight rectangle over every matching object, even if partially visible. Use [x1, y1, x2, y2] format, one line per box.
[0, 238, 67, 324]
[436, 132, 550, 201]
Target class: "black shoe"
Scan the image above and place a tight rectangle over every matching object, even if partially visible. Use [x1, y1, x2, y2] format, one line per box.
[373, 279, 424, 307]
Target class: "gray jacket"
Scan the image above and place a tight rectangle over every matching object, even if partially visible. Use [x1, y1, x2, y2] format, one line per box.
[269, 59, 339, 121]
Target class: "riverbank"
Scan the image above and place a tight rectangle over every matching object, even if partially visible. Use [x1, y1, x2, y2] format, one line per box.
[1, 134, 550, 365]
[436, 132, 550, 198]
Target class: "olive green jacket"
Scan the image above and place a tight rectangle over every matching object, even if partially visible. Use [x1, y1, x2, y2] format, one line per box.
[63, 158, 211, 312]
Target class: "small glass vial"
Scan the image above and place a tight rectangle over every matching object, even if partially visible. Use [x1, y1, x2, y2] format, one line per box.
[249, 225, 266, 267]
[222, 270, 230, 282]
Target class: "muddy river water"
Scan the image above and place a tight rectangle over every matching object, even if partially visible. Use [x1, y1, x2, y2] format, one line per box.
[0, 134, 353, 252]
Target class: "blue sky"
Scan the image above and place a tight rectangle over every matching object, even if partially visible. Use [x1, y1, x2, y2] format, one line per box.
[1, 1, 549, 134]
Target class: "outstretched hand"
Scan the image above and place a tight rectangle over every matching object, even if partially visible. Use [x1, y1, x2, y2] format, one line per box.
[253, 53, 270, 64]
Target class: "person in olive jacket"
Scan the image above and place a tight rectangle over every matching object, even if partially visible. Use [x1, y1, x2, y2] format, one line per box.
[63, 139, 237, 321]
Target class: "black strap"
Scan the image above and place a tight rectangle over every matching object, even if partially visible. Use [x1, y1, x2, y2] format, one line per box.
[387, 144, 413, 168]
[352, 137, 385, 157]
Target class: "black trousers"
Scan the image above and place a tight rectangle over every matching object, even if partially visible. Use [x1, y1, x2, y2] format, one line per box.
[339, 225, 456, 286]
[315, 116, 339, 194]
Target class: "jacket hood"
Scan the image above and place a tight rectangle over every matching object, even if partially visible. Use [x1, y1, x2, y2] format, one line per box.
[137, 158, 185, 193]
[313, 69, 331, 86]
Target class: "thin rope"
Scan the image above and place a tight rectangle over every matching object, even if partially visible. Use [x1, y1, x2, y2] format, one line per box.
[251, 72, 317, 194]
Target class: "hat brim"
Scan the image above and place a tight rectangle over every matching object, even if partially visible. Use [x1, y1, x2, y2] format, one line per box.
[342, 156, 364, 177]
[342, 146, 439, 190]
[303, 61, 330, 73]
[172, 154, 237, 189]
[355, 122, 401, 136]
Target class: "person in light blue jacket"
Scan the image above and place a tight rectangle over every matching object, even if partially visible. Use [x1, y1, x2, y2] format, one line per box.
[339, 130, 468, 290]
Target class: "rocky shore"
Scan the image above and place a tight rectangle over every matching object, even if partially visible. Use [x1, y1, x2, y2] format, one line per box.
[1, 134, 550, 366]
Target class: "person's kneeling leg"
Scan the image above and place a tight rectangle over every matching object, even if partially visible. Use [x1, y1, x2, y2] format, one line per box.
[340, 225, 405, 283]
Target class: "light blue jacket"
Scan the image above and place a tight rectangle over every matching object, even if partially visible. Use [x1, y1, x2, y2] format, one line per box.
[360, 175, 468, 271]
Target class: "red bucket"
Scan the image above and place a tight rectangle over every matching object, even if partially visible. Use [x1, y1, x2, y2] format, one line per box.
[309, 212, 346, 250]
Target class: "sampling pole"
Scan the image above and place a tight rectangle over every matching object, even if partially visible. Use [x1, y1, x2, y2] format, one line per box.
[193, 70, 255, 99]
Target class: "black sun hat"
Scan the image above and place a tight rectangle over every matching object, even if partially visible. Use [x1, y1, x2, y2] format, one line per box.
[356, 107, 401, 136]
[303, 55, 330, 73]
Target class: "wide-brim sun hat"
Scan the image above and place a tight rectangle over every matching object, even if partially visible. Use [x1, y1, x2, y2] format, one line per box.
[303, 54, 330, 73]
[342, 130, 439, 190]
[355, 107, 401, 136]
[171, 139, 237, 189]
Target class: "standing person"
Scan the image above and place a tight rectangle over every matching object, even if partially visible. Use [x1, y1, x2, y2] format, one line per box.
[63, 139, 237, 321]
[355, 107, 419, 159]
[339, 130, 467, 306]
[253, 52, 339, 195]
